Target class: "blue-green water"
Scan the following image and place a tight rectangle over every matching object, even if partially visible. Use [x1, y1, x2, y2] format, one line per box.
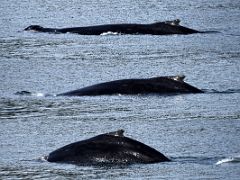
[0, 0, 240, 179]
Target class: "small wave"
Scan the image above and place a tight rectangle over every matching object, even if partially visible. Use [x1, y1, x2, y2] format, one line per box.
[37, 155, 48, 162]
[203, 89, 240, 94]
[224, 33, 240, 37]
[216, 155, 240, 165]
[20, 156, 48, 163]
[171, 156, 216, 165]
[15, 91, 55, 97]
[100, 31, 120, 36]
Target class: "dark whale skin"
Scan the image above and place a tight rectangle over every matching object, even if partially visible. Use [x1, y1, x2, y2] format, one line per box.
[45, 130, 170, 165]
[24, 20, 201, 35]
[57, 76, 203, 96]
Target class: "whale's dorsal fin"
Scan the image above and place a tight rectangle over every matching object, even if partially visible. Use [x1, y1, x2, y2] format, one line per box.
[165, 19, 181, 26]
[168, 75, 185, 82]
[107, 129, 124, 137]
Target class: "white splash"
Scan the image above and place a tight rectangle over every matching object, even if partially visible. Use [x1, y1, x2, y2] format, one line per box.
[216, 155, 240, 165]
[15, 91, 55, 97]
[32, 92, 45, 97]
[100, 31, 120, 36]
[38, 155, 48, 162]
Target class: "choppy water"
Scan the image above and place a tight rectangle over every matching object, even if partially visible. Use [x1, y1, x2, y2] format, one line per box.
[0, 0, 240, 179]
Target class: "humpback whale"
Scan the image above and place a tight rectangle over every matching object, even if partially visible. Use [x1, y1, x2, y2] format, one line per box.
[24, 19, 201, 35]
[45, 130, 170, 165]
[15, 76, 203, 97]
[57, 75, 204, 96]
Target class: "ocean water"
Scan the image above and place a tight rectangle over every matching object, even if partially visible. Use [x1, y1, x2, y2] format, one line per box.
[0, 0, 240, 179]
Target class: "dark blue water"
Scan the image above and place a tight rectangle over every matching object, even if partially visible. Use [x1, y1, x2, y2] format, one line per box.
[0, 0, 240, 179]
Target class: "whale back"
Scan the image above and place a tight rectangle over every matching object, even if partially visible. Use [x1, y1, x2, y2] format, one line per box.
[150, 19, 199, 34]
[25, 19, 201, 35]
[46, 130, 170, 164]
[57, 75, 203, 96]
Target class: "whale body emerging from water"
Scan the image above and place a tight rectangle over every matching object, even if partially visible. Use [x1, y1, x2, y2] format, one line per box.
[45, 130, 170, 165]
[24, 19, 202, 35]
[57, 75, 204, 96]
[15, 76, 203, 97]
